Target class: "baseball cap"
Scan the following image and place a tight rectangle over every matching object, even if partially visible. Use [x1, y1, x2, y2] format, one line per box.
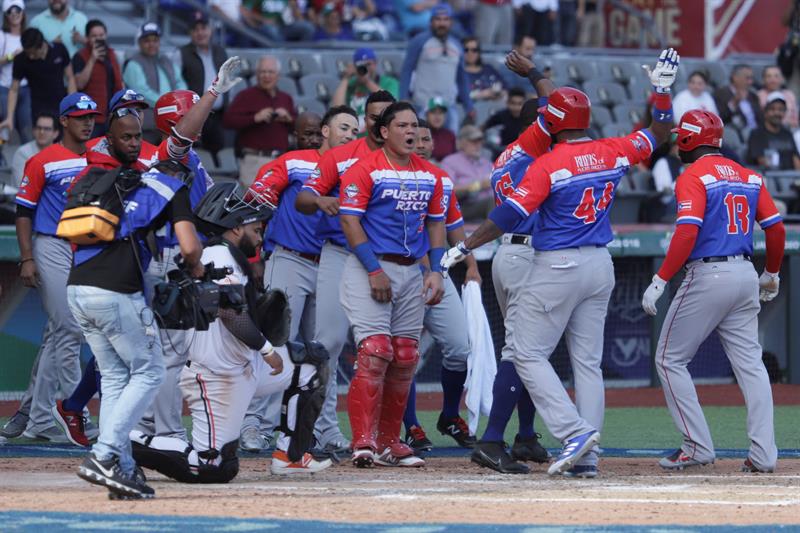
[431, 3, 453, 18]
[109, 88, 149, 113]
[190, 10, 209, 28]
[59, 93, 101, 117]
[137, 21, 161, 41]
[3, 0, 24, 12]
[458, 124, 484, 141]
[353, 47, 376, 64]
[766, 91, 787, 107]
[427, 96, 448, 112]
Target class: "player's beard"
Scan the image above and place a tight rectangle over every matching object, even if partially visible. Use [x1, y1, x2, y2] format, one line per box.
[238, 236, 259, 259]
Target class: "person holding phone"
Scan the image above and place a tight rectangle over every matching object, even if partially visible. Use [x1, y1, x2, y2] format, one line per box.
[71, 19, 122, 136]
[331, 47, 398, 132]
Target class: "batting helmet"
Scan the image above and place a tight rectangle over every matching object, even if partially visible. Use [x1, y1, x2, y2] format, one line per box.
[542, 87, 591, 134]
[154, 90, 200, 135]
[672, 109, 723, 152]
[194, 182, 274, 236]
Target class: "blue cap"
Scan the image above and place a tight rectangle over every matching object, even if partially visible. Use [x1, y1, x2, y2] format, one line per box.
[109, 88, 149, 112]
[59, 93, 100, 117]
[431, 3, 453, 18]
[353, 47, 376, 64]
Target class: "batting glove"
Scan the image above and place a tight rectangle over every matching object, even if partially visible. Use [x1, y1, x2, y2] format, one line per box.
[209, 56, 243, 96]
[440, 241, 471, 275]
[642, 274, 667, 316]
[642, 48, 679, 93]
[759, 271, 780, 302]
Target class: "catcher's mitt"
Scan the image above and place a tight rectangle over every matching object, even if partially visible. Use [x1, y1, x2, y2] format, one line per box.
[254, 289, 291, 346]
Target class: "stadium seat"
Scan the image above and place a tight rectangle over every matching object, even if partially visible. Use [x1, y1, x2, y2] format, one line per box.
[295, 97, 327, 116]
[629, 168, 655, 192]
[282, 52, 322, 81]
[321, 52, 352, 77]
[590, 106, 613, 128]
[607, 60, 642, 86]
[217, 148, 239, 177]
[379, 52, 404, 77]
[475, 100, 505, 125]
[612, 103, 642, 128]
[602, 122, 632, 139]
[722, 127, 744, 160]
[278, 77, 298, 96]
[698, 61, 729, 89]
[583, 81, 627, 107]
[562, 59, 597, 84]
[625, 76, 651, 104]
[299, 74, 340, 104]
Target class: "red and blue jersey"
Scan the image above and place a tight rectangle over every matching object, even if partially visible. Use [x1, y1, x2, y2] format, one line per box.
[87, 136, 159, 168]
[490, 116, 553, 236]
[155, 148, 213, 249]
[339, 151, 446, 259]
[301, 137, 375, 247]
[16, 144, 88, 235]
[253, 149, 324, 255]
[506, 129, 656, 251]
[674, 155, 781, 260]
[435, 167, 463, 232]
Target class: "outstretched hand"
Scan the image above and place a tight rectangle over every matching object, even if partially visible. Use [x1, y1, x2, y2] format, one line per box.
[642, 48, 679, 93]
[505, 50, 535, 78]
[210, 56, 244, 95]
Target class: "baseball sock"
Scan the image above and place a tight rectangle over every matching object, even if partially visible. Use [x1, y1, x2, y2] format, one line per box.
[440, 367, 467, 419]
[481, 361, 521, 442]
[62, 356, 99, 412]
[516, 385, 536, 438]
[402, 379, 420, 430]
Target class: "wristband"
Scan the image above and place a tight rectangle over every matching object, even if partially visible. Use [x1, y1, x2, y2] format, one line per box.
[429, 247, 445, 273]
[353, 242, 381, 274]
[537, 96, 548, 108]
[259, 339, 274, 356]
[6, 53, 13, 62]
[18, 257, 34, 267]
[527, 67, 546, 86]
[651, 91, 673, 123]
[207, 84, 220, 97]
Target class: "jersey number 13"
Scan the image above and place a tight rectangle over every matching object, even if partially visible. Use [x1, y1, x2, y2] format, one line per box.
[574, 182, 614, 224]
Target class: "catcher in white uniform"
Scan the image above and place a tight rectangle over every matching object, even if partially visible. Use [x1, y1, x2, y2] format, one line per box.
[131, 183, 331, 481]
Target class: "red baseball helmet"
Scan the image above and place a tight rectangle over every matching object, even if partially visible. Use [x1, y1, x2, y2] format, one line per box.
[543, 87, 591, 134]
[672, 109, 723, 152]
[154, 90, 200, 135]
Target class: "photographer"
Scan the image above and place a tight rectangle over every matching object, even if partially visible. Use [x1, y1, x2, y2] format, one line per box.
[332, 47, 398, 131]
[72, 19, 122, 136]
[69, 106, 204, 500]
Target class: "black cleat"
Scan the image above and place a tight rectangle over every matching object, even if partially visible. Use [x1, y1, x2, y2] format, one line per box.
[77, 453, 155, 499]
[436, 414, 477, 448]
[405, 425, 433, 453]
[510, 433, 551, 464]
[471, 441, 530, 474]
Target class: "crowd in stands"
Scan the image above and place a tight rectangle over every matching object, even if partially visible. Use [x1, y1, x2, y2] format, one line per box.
[1, 0, 799, 223]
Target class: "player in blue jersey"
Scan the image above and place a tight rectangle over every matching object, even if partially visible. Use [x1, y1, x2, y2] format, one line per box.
[640, 110, 785, 473]
[443, 48, 680, 477]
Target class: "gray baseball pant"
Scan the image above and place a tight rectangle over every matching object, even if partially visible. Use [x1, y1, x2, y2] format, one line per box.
[655, 258, 777, 471]
[14, 322, 51, 418]
[493, 243, 535, 363]
[423, 275, 469, 372]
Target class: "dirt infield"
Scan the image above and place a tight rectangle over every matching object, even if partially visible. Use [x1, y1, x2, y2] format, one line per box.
[1, 457, 798, 526]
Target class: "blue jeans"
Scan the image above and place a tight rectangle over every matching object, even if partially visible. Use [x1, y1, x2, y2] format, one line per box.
[0, 84, 32, 143]
[67, 285, 165, 475]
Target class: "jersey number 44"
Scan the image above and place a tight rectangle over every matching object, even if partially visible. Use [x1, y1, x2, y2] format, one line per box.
[573, 182, 614, 224]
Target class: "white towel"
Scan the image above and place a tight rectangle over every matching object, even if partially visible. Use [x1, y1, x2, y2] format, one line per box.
[462, 281, 497, 436]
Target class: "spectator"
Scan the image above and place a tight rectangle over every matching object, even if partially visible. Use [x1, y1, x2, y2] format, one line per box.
[426, 96, 456, 160]
[500, 34, 536, 92]
[559, 0, 579, 46]
[0, 0, 31, 142]
[348, 0, 390, 41]
[514, 0, 556, 46]
[332, 47, 399, 130]
[577, 0, 605, 47]
[672, 70, 719, 122]
[0, 28, 75, 136]
[313, 4, 355, 40]
[72, 19, 122, 136]
[180, 11, 228, 157]
[400, 4, 473, 131]
[462, 36, 504, 102]
[747, 92, 800, 170]
[441, 124, 493, 220]
[29, 0, 85, 58]
[482, 87, 526, 147]
[640, 139, 680, 223]
[757, 65, 798, 130]
[713, 64, 762, 131]
[394, 0, 436, 35]
[474, 0, 512, 46]
[223, 55, 296, 182]
[242, 0, 315, 42]
[11, 111, 56, 185]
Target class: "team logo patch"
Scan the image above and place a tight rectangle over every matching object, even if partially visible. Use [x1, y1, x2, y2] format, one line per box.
[20, 175, 29, 188]
[631, 137, 643, 151]
[345, 183, 359, 198]
[678, 200, 692, 211]
[440, 195, 448, 211]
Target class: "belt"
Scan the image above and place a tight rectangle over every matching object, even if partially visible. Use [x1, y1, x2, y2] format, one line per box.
[701, 254, 751, 263]
[501, 233, 532, 246]
[379, 253, 417, 266]
[283, 246, 320, 264]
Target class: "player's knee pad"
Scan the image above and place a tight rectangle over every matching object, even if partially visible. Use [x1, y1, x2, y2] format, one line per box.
[196, 440, 240, 484]
[278, 360, 328, 462]
[130, 433, 197, 483]
[389, 337, 419, 380]
[355, 334, 393, 380]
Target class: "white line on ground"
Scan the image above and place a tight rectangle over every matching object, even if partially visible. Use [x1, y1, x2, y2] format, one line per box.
[371, 494, 800, 507]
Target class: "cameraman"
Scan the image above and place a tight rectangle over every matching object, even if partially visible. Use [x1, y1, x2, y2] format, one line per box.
[69, 106, 203, 499]
[332, 48, 398, 131]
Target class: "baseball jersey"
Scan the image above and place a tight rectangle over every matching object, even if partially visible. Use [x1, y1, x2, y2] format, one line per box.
[674, 154, 782, 260]
[252, 149, 324, 255]
[340, 151, 446, 259]
[490, 115, 553, 236]
[16, 144, 87, 235]
[507, 129, 656, 251]
[301, 137, 375, 247]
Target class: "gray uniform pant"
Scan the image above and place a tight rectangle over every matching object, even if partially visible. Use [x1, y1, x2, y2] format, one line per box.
[493, 243, 535, 362]
[28, 234, 82, 432]
[15, 322, 51, 417]
[137, 245, 189, 439]
[242, 245, 318, 435]
[423, 276, 469, 372]
[340, 255, 425, 343]
[474, 2, 514, 46]
[510, 246, 614, 459]
[655, 259, 777, 470]
[313, 242, 353, 446]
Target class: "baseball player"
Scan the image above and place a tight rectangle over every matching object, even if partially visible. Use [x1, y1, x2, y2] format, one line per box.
[641, 109, 785, 473]
[443, 49, 679, 477]
[240, 107, 360, 453]
[12, 93, 102, 443]
[86, 89, 159, 166]
[401, 118, 479, 451]
[339, 101, 446, 468]
[295, 90, 396, 455]
[131, 183, 331, 480]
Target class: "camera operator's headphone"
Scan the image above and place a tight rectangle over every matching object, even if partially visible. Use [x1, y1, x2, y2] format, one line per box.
[194, 182, 274, 237]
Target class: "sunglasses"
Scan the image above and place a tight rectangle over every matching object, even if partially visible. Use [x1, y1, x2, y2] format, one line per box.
[110, 107, 140, 120]
[464, 47, 480, 52]
[5, 6, 21, 15]
[118, 93, 145, 105]
[74, 100, 98, 111]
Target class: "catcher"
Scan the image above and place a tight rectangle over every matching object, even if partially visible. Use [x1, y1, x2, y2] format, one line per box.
[131, 183, 332, 482]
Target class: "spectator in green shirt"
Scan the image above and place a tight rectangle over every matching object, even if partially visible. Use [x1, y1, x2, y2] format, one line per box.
[332, 47, 398, 132]
[242, 0, 315, 41]
[29, 0, 86, 58]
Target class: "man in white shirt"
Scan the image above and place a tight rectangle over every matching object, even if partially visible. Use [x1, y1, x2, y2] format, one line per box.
[11, 111, 58, 186]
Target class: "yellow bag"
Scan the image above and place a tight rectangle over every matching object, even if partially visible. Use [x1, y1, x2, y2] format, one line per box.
[56, 206, 119, 245]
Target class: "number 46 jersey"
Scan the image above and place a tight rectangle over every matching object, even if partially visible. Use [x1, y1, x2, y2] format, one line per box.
[674, 154, 782, 261]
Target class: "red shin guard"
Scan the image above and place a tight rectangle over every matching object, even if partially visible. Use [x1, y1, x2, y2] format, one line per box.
[347, 335, 393, 451]
[376, 337, 419, 452]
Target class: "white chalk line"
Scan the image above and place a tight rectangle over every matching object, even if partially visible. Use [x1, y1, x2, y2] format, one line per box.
[372, 494, 800, 507]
